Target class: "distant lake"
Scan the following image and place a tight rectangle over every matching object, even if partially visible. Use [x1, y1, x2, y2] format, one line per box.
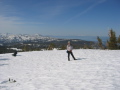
[50, 36, 109, 42]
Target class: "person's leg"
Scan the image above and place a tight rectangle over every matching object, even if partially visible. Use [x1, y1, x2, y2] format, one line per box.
[68, 52, 70, 61]
[70, 52, 76, 60]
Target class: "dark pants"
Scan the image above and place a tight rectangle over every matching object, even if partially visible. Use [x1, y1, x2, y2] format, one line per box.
[67, 51, 76, 60]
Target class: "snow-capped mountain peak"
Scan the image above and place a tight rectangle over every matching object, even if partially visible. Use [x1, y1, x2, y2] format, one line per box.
[0, 33, 55, 43]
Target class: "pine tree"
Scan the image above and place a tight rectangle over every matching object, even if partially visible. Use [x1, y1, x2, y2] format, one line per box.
[107, 29, 118, 49]
[117, 35, 120, 49]
[48, 43, 55, 50]
[97, 36, 103, 49]
[118, 35, 120, 43]
[60, 45, 66, 50]
[83, 44, 88, 49]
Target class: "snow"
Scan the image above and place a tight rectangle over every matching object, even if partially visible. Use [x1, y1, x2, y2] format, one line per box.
[0, 49, 120, 90]
[7, 48, 22, 51]
[0, 33, 56, 42]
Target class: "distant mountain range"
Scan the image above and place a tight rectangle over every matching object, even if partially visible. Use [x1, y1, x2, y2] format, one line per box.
[0, 33, 57, 43]
[0, 33, 96, 51]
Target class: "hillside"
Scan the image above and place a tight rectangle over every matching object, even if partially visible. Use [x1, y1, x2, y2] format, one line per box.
[0, 49, 120, 90]
[0, 33, 95, 54]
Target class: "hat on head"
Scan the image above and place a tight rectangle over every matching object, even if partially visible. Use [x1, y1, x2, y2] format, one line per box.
[68, 41, 70, 43]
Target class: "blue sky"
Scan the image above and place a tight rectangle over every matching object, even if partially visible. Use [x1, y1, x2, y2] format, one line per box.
[0, 0, 120, 36]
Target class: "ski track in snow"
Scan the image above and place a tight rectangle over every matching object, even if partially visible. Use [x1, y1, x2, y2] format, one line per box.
[0, 49, 120, 90]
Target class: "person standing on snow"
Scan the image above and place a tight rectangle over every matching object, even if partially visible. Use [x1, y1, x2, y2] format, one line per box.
[67, 41, 77, 61]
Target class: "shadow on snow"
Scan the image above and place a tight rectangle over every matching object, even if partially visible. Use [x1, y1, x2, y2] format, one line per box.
[76, 58, 87, 60]
[0, 58, 9, 61]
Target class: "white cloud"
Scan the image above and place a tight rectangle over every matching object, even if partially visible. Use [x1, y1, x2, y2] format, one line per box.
[0, 16, 44, 34]
[0, 16, 21, 33]
[64, 0, 107, 24]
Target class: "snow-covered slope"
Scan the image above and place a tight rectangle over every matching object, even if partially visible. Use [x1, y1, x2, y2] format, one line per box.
[0, 49, 120, 90]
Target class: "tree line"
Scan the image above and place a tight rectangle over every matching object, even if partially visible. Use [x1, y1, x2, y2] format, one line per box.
[97, 29, 120, 50]
[1, 29, 119, 54]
